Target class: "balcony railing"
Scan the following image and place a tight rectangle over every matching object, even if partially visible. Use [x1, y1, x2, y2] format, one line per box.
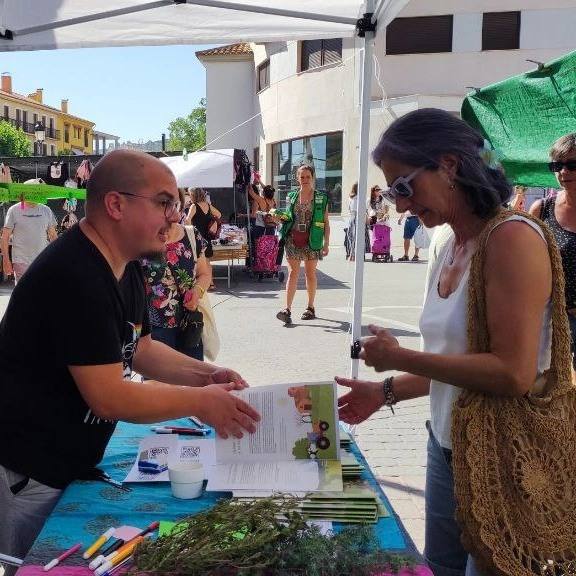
[0, 116, 60, 140]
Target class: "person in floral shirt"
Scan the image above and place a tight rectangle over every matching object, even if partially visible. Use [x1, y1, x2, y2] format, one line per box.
[141, 190, 211, 360]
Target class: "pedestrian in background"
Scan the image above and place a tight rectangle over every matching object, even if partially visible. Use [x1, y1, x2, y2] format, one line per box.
[530, 132, 576, 368]
[1, 193, 57, 283]
[275, 165, 330, 324]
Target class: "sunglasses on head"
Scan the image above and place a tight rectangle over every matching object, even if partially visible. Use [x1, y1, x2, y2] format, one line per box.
[381, 167, 427, 204]
[548, 161, 576, 173]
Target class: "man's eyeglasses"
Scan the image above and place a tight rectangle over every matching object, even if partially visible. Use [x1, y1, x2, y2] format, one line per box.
[548, 161, 576, 173]
[118, 192, 182, 218]
[381, 167, 426, 204]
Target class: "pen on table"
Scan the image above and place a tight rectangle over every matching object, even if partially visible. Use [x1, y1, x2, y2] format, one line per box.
[188, 415, 207, 428]
[43, 542, 82, 571]
[102, 554, 134, 576]
[0, 553, 23, 567]
[95, 469, 132, 492]
[152, 426, 209, 436]
[94, 521, 160, 568]
[95, 535, 146, 576]
[83, 527, 115, 558]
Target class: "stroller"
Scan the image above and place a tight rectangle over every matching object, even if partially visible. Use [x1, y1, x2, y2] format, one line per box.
[370, 222, 393, 263]
[250, 229, 285, 282]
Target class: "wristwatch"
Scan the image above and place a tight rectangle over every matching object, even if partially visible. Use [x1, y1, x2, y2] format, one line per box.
[382, 376, 397, 414]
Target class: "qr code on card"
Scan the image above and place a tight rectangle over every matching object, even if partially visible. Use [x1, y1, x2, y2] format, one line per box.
[180, 445, 201, 459]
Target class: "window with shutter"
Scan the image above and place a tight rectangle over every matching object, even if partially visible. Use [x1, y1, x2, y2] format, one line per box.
[482, 12, 520, 51]
[386, 15, 453, 55]
[301, 40, 322, 71]
[257, 60, 270, 92]
[323, 39, 342, 66]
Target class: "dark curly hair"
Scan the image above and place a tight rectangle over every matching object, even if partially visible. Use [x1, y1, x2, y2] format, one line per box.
[372, 108, 512, 218]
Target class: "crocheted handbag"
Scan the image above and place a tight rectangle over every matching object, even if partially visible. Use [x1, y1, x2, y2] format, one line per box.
[451, 209, 576, 576]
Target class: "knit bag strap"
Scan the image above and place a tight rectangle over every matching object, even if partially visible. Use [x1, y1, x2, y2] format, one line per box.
[467, 208, 572, 392]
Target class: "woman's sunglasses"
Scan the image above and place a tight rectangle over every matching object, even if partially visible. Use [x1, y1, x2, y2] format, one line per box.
[381, 167, 426, 203]
[548, 161, 576, 173]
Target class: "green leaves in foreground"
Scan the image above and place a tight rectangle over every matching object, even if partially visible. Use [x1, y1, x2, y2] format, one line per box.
[132, 497, 414, 575]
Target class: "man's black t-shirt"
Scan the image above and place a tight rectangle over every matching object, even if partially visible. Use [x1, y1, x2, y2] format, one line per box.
[0, 225, 150, 488]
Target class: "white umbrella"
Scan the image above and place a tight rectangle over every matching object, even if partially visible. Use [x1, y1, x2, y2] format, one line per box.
[160, 149, 234, 188]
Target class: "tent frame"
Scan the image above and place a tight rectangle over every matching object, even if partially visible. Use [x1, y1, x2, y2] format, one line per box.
[0, 0, 380, 378]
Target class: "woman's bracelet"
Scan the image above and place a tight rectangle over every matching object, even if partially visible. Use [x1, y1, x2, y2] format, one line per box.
[382, 376, 397, 414]
[195, 284, 206, 298]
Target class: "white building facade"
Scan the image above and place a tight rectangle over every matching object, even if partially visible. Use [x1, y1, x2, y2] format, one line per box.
[197, 0, 576, 213]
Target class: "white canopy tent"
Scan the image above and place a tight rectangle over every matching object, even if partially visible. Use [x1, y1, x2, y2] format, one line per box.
[160, 149, 234, 188]
[0, 0, 410, 377]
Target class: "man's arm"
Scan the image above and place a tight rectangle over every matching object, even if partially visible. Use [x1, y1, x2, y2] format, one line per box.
[1, 227, 13, 276]
[133, 335, 215, 386]
[133, 335, 245, 387]
[68, 361, 259, 438]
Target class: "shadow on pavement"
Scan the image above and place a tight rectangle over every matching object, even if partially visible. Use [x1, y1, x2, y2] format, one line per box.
[378, 477, 425, 498]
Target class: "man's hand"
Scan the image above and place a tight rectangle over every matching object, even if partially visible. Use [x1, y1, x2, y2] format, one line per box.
[360, 324, 402, 372]
[196, 383, 260, 439]
[336, 377, 384, 424]
[208, 367, 248, 389]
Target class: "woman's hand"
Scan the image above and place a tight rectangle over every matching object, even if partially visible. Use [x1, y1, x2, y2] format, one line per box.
[336, 377, 384, 424]
[360, 324, 402, 372]
[322, 244, 330, 256]
[183, 288, 200, 311]
[208, 367, 248, 389]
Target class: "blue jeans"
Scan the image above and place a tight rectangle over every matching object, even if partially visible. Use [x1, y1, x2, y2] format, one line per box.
[151, 326, 204, 361]
[425, 422, 484, 576]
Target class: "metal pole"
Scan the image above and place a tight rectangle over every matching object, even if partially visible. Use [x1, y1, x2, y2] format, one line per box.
[350, 3, 375, 378]
[182, 0, 358, 25]
[3, 0, 357, 40]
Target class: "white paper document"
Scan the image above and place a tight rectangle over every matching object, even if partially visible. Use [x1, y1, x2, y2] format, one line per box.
[124, 435, 215, 483]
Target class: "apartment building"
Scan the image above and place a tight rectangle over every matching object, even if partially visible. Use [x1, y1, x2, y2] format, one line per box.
[197, 0, 576, 213]
[0, 73, 94, 155]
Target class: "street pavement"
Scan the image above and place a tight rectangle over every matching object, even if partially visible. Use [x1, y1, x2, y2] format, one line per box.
[0, 216, 430, 552]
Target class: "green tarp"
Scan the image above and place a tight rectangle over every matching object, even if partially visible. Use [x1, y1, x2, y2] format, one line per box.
[0, 183, 86, 204]
[461, 50, 576, 188]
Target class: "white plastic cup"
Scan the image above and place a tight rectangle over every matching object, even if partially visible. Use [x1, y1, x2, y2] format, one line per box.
[168, 462, 204, 499]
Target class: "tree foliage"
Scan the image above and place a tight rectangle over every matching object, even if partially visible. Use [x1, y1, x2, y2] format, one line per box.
[168, 98, 206, 152]
[0, 121, 32, 157]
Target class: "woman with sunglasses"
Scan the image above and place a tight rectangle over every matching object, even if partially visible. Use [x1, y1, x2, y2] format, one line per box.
[529, 134, 576, 368]
[336, 108, 556, 575]
[141, 188, 212, 361]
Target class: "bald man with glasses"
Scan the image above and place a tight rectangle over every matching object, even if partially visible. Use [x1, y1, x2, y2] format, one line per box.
[0, 150, 260, 570]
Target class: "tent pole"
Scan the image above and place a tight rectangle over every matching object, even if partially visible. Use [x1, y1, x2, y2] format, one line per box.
[2, 1, 172, 38]
[2, 0, 357, 40]
[182, 0, 357, 25]
[350, 3, 376, 379]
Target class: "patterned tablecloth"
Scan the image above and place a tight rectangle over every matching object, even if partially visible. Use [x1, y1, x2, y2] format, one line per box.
[16, 419, 429, 575]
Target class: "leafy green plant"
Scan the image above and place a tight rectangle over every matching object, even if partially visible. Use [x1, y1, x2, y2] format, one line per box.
[131, 497, 414, 576]
[0, 121, 31, 157]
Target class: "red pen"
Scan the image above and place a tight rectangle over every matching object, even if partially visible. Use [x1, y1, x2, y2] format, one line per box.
[43, 543, 82, 571]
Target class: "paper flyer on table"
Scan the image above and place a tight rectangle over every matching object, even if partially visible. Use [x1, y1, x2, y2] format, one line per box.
[207, 459, 342, 492]
[124, 435, 215, 483]
[216, 381, 340, 462]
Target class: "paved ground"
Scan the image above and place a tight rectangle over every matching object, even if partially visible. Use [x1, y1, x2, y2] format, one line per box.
[0, 216, 430, 553]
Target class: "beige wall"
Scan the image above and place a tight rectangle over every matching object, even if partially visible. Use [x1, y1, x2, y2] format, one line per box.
[202, 0, 576, 213]
[203, 57, 254, 150]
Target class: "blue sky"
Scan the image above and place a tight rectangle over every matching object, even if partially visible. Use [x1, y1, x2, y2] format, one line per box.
[1, 44, 214, 142]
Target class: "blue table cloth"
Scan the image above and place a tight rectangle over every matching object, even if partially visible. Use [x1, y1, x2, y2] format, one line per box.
[20, 419, 420, 568]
